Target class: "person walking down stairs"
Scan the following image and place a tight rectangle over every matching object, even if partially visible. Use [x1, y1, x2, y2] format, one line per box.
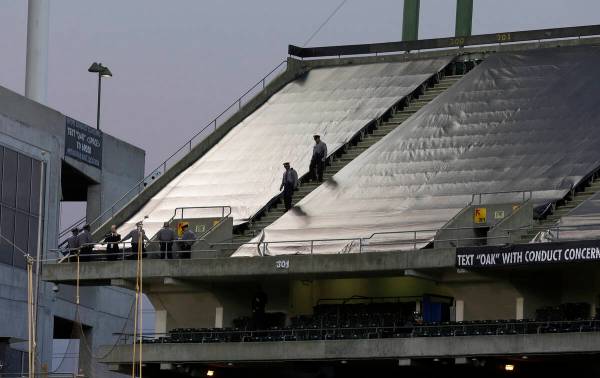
[280, 162, 299, 211]
[309, 135, 327, 182]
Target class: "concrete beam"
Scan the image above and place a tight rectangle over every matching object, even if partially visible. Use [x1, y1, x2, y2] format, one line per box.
[100, 333, 600, 364]
[41, 248, 456, 285]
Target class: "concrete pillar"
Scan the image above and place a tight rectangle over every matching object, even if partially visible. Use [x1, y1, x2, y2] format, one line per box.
[402, 0, 420, 41]
[455, 0, 473, 37]
[155, 310, 167, 335]
[516, 297, 524, 320]
[25, 0, 49, 104]
[455, 300, 464, 322]
[215, 307, 224, 328]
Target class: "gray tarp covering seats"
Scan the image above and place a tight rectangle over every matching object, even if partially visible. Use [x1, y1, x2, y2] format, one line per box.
[235, 45, 600, 256]
[119, 57, 452, 238]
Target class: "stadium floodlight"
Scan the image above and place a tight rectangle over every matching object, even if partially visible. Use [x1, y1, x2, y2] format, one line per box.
[100, 66, 112, 78]
[87, 62, 112, 130]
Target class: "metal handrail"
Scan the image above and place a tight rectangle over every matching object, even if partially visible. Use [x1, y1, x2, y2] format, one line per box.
[169, 206, 232, 223]
[162, 205, 232, 241]
[470, 190, 533, 205]
[44, 221, 600, 264]
[58, 59, 288, 241]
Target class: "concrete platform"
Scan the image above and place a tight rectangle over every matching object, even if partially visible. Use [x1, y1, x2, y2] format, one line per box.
[41, 248, 456, 285]
[100, 332, 600, 365]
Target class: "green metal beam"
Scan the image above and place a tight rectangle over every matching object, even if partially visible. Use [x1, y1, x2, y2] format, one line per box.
[402, 0, 420, 41]
[455, 0, 473, 37]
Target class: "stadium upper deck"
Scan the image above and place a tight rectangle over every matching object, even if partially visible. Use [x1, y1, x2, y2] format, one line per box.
[41, 24, 600, 378]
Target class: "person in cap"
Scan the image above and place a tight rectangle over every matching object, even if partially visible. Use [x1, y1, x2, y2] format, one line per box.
[122, 222, 149, 259]
[310, 135, 327, 182]
[157, 221, 177, 259]
[279, 162, 298, 211]
[103, 225, 121, 261]
[76, 224, 94, 262]
[178, 223, 196, 259]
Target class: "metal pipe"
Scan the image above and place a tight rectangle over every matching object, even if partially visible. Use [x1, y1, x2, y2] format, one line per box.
[96, 73, 102, 129]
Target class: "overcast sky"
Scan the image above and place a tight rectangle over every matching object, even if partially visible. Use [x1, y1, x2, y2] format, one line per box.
[2, 0, 600, 226]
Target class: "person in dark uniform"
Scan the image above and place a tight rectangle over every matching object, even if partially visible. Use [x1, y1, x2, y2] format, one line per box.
[157, 222, 177, 259]
[178, 223, 196, 259]
[251, 285, 268, 330]
[65, 228, 79, 261]
[76, 224, 94, 261]
[309, 135, 327, 182]
[103, 225, 121, 261]
[122, 222, 149, 259]
[279, 162, 298, 211]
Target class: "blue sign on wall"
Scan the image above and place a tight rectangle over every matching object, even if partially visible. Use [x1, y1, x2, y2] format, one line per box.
[64, 117, 103, 169]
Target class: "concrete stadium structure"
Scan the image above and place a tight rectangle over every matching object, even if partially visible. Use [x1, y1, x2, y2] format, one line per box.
[42, 25, 600, 377]
[0, 84, 144, 376]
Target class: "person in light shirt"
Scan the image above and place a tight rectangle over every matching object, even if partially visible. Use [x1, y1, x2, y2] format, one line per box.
[279, 162, 298, 211]
[309, 134, 327, 182]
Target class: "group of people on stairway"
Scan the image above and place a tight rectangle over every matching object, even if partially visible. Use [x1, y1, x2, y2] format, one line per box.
[280, 134, 328, 211]
[64, 221, 197, 261]
[61, 135, 328, 261]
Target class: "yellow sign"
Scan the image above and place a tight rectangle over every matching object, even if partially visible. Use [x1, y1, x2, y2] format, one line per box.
[474, 207, 487, 224]
[176, 222, 188, 237]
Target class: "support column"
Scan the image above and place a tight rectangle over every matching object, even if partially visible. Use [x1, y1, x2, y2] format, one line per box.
[455, 300, 464, 322]
[455, 0, 473, 37]
[402, 0, 420, 41]
[25, 0, 49, 104]
[516, 297, 524, 320]
[215, 307, 224, 328]
[154, 310, 168, 335]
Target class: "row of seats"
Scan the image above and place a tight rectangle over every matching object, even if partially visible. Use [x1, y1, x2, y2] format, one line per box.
[291, 302, 417, 329]
[535, 302, 591, 321]
[142, 319, 600, 344]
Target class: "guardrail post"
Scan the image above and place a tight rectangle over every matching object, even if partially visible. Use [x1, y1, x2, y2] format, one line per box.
[310, 240, 314, 255]
[413, 231, 417, 250]
[359, 238, 362, 253]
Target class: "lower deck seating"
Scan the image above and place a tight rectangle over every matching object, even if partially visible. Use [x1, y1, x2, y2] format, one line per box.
[142, 319, 600, 344]
[140, 300, 599, 344]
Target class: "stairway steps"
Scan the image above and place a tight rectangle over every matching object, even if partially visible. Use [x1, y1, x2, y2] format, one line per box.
[235, 75, 464, 239]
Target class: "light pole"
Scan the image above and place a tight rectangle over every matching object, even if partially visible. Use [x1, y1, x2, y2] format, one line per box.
[88, 62, 112, 130]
